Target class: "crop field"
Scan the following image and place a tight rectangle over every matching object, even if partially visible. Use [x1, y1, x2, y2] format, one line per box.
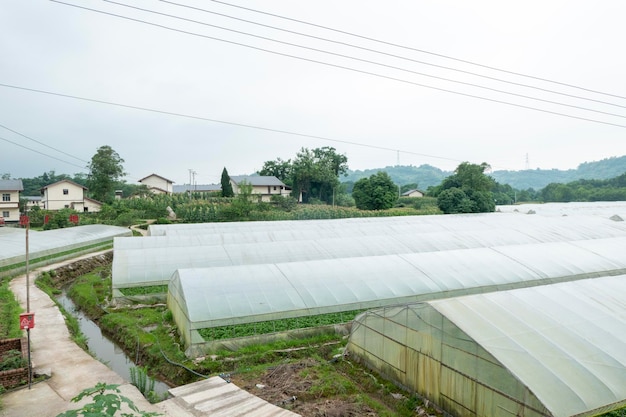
[199, 310, 365, 341]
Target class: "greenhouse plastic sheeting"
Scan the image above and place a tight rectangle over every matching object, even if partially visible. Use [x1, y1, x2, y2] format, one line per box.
[349, 275, 626, 417]
[113, 214, 626, 288]
[0, 224, 132, 269]
[432, 277, 626, 416]
[167, 237, 626, 335]
[148, 210, 626, 237]
[497, 200, 626, 218]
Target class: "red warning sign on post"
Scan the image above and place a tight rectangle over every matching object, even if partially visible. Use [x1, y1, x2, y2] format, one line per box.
[19, 313, 35, 330]
[20, 215, 29, 227]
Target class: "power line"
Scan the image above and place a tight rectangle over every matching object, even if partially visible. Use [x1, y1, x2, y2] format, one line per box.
[160, 0, 626, 110]
[48, 0, 626, 129]
[204, 0, 626, 101]
[0, 134, 87, 170]
[0, 122, 89, 163]
[0, 82, 462, 163]
[100, 0, 626, 120]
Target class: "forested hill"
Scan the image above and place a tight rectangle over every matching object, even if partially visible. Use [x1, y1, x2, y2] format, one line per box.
[343, 156, 626, 191]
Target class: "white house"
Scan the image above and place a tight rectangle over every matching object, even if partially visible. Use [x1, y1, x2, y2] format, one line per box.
[41, 180, 102, 212]
[0, 179, 23, 223]
[401, 189, 425, 198]
[229, 175, 292, 202]
[138, 174, 174, 195]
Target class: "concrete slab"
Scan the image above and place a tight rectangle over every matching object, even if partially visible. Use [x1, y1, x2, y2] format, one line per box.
[158, 377, 300, 417]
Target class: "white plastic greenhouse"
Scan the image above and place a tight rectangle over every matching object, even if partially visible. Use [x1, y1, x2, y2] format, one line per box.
[347, 275, 626, 417]
[113, 213, 626, 289]
[0, 224, 131, 276]
[167, 236, 626, 353]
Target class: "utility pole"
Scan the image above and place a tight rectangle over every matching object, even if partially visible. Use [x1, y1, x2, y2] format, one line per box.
[188, 168, 194, 198]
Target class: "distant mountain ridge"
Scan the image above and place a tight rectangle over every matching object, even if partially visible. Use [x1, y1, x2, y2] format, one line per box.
[343, 156, 626, 191]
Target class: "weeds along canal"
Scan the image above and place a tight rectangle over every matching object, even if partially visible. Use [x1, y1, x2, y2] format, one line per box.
[56, 291, 171, 397]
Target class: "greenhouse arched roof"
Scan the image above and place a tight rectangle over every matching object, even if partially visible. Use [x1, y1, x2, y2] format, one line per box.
[0, 224, 131, 269]
[114, 214, 626, 288]
[427, 275, 626, 417]
[167, 237, 626, 329]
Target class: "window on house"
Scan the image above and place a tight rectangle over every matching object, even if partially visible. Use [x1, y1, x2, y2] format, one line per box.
[2, 211, 9, 218]
[63, 189, 69, 195]
[2, 194, 10, 202]
[64, 205, 69, 208]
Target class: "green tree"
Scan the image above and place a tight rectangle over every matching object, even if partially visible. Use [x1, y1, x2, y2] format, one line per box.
[220, 167, 234, 197]
[291, 147, 348, 203]
[434, 162, 495, 214]
[87, 146, 126, 203]
[352, 171, 398, 210]
[258, 158, 292, 184]
[230, 180, 254, 217]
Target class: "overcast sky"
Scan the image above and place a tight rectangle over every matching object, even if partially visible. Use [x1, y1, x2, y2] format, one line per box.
[1, 0, 625, 186]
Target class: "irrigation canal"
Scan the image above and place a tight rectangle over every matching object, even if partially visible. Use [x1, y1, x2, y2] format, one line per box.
[56, 291, 171, 397]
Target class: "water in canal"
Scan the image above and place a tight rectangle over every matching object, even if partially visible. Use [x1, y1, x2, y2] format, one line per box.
[56, 292, 171, 397]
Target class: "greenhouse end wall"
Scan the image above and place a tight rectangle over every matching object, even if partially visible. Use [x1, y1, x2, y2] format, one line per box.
[348, 305, 551, 417]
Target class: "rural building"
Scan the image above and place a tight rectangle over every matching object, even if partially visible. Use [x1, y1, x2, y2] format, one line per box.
[173, 184, 221, 194]
[138, 174, 174, 195]
[348, 275, 626, 417]
[40, 180, 102, 212]
[229, 175, 291, 202]
[24, 196, 43, 210]
[0, 179, 23, 223]
[401, 189, 425, 197]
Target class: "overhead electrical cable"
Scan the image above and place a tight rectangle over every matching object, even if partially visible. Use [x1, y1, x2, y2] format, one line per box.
[0, 82, 462, 163]
[0, 122, 89, 163]
[49, 0, 626, 128]
[100, 0, 626, 120]
[159, 0, 626, 110]
[0, 134, 87, 170]
[204, 0, 626, 101]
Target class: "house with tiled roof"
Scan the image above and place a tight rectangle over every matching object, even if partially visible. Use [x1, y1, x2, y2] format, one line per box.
[138, 174, 174, 195]
[41, 180, 102, 212]
[0, 179, 23, 224]
[229, 175, 292, 202]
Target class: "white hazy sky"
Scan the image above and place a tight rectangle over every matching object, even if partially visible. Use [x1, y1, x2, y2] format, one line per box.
[1, 0, 625, 186]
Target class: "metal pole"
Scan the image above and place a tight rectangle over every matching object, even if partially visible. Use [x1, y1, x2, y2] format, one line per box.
[27, 328, 32, 389]
[25, 219, 29, 313]
[25, 218, 32, 389]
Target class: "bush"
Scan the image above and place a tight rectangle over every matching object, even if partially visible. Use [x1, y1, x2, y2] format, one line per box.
[0, 350, 27, 371]
[270, 195, 298, 211]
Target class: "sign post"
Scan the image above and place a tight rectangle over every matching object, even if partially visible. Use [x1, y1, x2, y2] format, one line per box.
[20, 215, 32, 389]
[19, 313, 34, 389]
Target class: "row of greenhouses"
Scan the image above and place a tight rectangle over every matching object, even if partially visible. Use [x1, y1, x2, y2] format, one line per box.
[0, 224, 131, 275]
[167, 236, 626, 350]
[347, 275, 626, 417]
[112, 213, 626, 289]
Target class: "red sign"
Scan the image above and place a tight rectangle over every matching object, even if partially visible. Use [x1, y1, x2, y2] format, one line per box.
[20, 215, 29, 226]
[19, 313, 35, 330]
[0, 217, 4, 225]
[69, 214, 79, 225]
[44, 215, 49, 224]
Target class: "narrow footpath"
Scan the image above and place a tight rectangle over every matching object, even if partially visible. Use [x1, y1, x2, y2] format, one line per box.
[1, 252, 162, 417]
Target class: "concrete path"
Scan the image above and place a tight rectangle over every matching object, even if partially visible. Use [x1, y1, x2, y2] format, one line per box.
[1, 250, 299, 417]
[0, 252, 162, 417]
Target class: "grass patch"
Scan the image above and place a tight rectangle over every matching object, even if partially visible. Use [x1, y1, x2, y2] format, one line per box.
[199, 310, 365, 341]
[0, 279, 22, 339]
[35, 271, 88, 350]
[118, 285, 168, 296]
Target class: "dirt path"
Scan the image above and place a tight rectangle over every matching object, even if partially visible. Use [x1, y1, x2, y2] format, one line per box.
[1, 251, 163, 417]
